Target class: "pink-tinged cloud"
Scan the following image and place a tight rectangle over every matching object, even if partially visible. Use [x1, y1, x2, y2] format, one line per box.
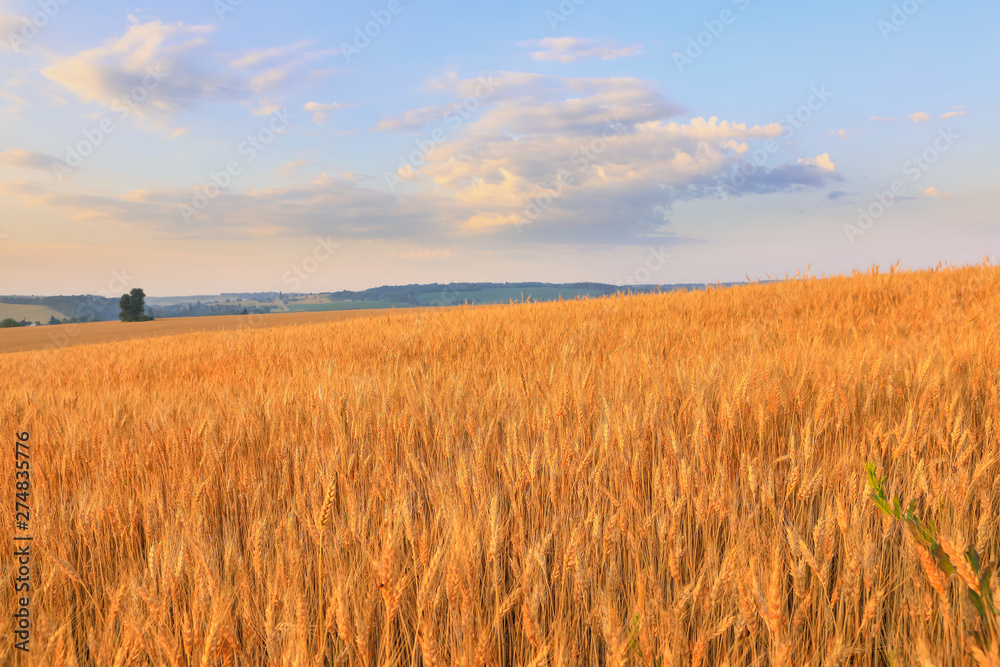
[303, 101, 346, 125]
[4, 72, 843, 247]
[39, 20, 337, 130]
[520, 38, 643, 64]
[0, 149, 59, 170]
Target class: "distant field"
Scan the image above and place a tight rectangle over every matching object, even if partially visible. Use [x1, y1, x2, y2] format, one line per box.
[0, 302, 67, 322]
[145, 295, 241, 306]
[286, 300, 404, 312]
[286, 288, 623, 310]
[285, 288, 608, 310]
[289, 294, 335, 305]
[146, 296, 272, 308]
[413, 286, 605, 305]
[0, 307, 428, 354]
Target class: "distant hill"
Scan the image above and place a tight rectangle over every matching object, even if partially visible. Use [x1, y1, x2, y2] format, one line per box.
[0, 302, 68, 323]
[283, 281, 711, 312]
[0, 295, 118, 322]
[2, 280, 755, 323]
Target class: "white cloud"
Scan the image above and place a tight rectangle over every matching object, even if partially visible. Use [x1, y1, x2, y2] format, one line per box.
[924, 186, 956, 198]
[303, 101, 346, 125]
[376, 105, 447, 132]
[38, 21, 338, 129]
[228, 41, 314, 69]
[520, 38, 643, 63]
[0, 173, 443, 240]
[40, 20, 231, 126]
[274, 159, 311, 175]
[0, 88, 28, 115]
[908, 112, 930, 123]
[0, 12, 20, 48]
[941, 106, 967, 119]
[385, 73, 841, 240]
[0, 148, 57, 170]
[381, 72, 684, 137]
[800, 153, 837, 172]
[4, 71, 843, 247]
[234, 43, 338, 92]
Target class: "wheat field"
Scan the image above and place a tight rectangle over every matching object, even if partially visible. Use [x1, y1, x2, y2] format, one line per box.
[0, 309, 408, 355]
[1, 262, 999, 665]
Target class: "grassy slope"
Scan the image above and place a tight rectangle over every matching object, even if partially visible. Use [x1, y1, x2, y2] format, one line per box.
[0, 302, 66, 322]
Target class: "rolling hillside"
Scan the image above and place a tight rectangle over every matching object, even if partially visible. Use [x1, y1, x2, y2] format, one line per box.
[1, 263, 997, 664]
[0, 302, 67, 323]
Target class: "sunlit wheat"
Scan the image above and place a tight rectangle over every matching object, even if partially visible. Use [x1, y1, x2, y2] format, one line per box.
[1, 260, 998, 664]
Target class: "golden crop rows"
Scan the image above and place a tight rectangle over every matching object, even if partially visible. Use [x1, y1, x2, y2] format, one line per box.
[1, 262, 998, 665]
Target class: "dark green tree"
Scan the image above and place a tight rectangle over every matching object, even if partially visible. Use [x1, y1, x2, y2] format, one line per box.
[128, 288, 147, 320]
[48, 315, 60, 325]
[119, 288, 152, 322]
[119, 294, 132, 321]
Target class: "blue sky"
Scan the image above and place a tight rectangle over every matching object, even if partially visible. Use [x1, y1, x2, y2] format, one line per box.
[0, 0, 996, 295]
